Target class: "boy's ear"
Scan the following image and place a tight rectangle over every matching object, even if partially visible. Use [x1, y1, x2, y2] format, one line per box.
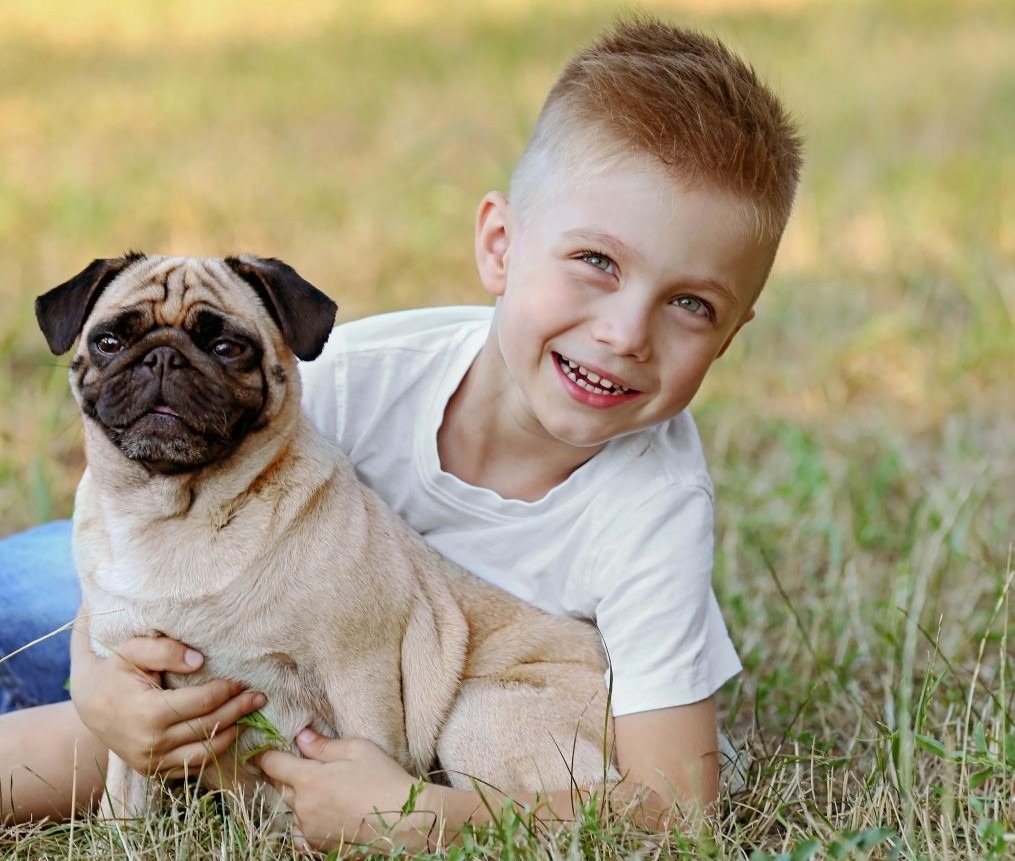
[474, 191, 512, 298]
[716, 308, 756, 359]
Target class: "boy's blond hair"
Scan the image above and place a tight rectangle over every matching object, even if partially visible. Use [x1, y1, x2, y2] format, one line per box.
[510, 16, 804, 241]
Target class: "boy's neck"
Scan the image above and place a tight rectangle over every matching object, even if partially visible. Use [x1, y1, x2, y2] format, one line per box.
[436, 337, 603, 502]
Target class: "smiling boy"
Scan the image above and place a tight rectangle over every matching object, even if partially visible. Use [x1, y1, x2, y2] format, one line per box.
[0, 16, 801, 850]
[251, 18, 802, 849]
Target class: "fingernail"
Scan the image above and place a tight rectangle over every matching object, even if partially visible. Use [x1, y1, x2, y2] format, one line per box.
[297, 728, 316, 744]
[184, 649, 203, 668]
[253, 693, 267, 708]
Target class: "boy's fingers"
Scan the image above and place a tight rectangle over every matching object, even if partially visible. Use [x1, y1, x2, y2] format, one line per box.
[68, 610, 157, 692]
[157, 678, 248, 723]
[158, 724, 240, 779]
[294, 727, 340, 761]
[165, 690, 266, 746]
[255, 748, 308, 785]
[71, 613, 204, 679]
[114, 636, 205, 676]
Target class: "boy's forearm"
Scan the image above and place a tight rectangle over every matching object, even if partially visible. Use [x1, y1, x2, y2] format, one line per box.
[0, 702, 106, 824]
[412, 779, 685, 850]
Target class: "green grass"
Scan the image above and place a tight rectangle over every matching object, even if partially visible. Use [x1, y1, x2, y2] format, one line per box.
[236, 711, 289, 761]
[1, 0, 1013, 857]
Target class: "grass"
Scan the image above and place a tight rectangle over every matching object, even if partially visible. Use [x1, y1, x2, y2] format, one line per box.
[236, 712, 290, 761]
[1, 0, 1013, 856]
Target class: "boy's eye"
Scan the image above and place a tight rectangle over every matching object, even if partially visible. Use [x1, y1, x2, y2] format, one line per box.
[577, 251, 615, 274]
[673, 295, 711, 317]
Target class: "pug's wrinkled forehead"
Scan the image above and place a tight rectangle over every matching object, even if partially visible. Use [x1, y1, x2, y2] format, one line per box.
[37, 252, 337, 362]
[92, 256, 271, 331]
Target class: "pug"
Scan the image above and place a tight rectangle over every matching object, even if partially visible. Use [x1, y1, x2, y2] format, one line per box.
[35, 253, 615, 820]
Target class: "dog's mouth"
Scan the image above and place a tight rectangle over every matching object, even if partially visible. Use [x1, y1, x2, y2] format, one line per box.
[84, 380, 265, 474]
[99, 400, 258, 475]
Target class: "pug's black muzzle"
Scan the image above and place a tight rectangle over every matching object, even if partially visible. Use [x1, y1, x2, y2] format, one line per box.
[80, 327, 267, 474]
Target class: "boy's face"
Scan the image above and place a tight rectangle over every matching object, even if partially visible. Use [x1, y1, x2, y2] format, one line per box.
[475, 156, 776, 451]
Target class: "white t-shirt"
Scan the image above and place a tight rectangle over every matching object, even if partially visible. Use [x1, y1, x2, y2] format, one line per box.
[299, 306, 741, 716]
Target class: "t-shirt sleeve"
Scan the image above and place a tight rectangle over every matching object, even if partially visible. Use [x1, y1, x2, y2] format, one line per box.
[589, 483, 741, 716]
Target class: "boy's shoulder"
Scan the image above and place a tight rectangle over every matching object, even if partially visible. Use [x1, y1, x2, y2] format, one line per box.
[560, 414, 712, 530]
[615, 411, 713, 501]
[300, 306, 491, 443]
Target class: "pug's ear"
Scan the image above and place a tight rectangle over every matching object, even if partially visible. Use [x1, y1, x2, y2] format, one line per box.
[225, 256, 338, 361]
[35, 252, 147, 355]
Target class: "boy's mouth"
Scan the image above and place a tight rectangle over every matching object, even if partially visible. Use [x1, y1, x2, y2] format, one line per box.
[554, 352, 635, 396]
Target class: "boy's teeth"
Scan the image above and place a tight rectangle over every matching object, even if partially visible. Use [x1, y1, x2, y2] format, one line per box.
[557, 354, 629, 395]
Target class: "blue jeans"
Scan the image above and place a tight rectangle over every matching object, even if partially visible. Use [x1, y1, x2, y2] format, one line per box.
[0, 520, 80, 714]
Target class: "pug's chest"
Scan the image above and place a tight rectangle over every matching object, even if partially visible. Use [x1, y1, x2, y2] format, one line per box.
[84, 582, 271, 658]
[86, 581, 328, 708]
[80, 536, 298, 657]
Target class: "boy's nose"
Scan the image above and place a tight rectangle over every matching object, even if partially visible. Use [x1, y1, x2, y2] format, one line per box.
[591, 303, 653, 360]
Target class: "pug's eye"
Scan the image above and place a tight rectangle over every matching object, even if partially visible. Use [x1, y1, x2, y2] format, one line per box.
[211, 339, 246, 359]
[96, 334, 124, 354]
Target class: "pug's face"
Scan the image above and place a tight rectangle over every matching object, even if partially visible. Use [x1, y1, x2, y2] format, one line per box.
[36, 253, 337, 475]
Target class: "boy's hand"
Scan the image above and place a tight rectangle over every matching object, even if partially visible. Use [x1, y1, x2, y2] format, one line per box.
[70, 609, 266, 779]
[256, 729, 427, 852]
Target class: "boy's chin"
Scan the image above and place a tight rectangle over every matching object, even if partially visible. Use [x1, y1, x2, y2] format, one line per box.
[540, 416, 628, 452]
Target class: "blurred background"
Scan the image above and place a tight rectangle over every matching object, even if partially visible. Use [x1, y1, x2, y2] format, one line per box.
[1, 1, 1012, 840]
[1, 0, 1011, 535]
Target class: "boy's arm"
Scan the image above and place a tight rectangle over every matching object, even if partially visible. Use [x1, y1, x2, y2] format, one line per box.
[427, 697, 718, 830]
[612, 697, 719, 811]
[257, 697, 718, 853]
[425, 697, 718, 832]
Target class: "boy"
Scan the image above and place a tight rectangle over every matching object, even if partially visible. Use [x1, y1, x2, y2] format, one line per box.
[0, 16, 802, 850]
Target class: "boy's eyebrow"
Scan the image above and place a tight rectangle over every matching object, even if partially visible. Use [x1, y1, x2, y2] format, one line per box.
[672, 275, 739, 306]
[563, 229, 739, 305]
[562, 229, 638, 263]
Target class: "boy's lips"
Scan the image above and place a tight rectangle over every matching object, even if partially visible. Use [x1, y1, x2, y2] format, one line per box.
[552, 352, 642, 405]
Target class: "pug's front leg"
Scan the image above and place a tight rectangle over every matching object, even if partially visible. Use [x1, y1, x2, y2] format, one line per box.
[99, 752, 153, 819]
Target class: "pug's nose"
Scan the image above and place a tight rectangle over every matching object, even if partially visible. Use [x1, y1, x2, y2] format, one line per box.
[143, 345, 188, 373]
